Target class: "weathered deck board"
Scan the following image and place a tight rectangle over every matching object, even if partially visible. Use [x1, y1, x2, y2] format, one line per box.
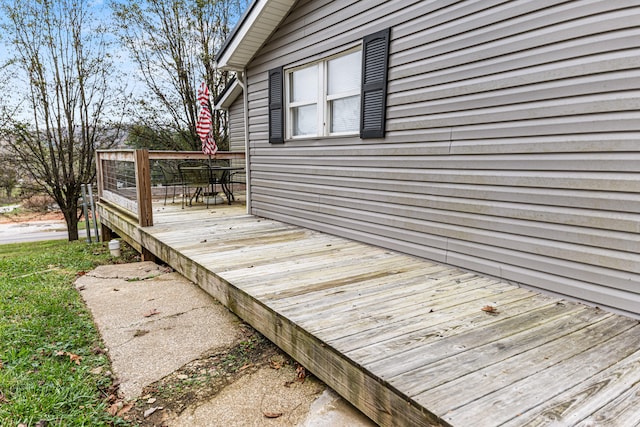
[98, 200, 640, 427]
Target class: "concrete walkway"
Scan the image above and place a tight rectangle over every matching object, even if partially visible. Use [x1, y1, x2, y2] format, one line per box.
[75, 261, 374, 426]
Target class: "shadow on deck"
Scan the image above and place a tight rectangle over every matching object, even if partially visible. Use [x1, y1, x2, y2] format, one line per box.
[98, 197, 640, 427]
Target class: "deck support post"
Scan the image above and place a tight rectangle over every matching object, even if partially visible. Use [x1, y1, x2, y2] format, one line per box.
[141, 247, 157, 263]
[101, 224, 113, 242]
[134, 149, 153, 227]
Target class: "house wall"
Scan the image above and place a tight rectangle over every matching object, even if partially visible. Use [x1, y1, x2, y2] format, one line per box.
[244, 0, 640, 317]
[228, 94, 246, 152]
[228, 94, 246, 174]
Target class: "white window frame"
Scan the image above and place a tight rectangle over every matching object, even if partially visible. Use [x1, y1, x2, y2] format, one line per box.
[285, 48, 361, 139]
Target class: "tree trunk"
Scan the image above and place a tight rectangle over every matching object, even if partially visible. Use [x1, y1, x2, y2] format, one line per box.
[62, 207, 80, 241]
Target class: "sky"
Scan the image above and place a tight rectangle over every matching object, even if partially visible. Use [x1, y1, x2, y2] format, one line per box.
[0, 0, 249, 124]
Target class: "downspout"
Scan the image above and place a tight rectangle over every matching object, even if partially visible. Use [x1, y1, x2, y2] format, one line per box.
[239, 69, 251, 213]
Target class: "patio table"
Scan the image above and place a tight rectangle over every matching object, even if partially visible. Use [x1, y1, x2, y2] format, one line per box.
[179, 165, 244, 207]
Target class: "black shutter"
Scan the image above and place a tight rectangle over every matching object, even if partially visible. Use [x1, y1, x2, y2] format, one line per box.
[360, 28, 390, 139]
[268, 67, 284, 144]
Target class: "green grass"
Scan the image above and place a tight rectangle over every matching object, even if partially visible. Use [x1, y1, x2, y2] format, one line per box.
[0, 240, 139, 426]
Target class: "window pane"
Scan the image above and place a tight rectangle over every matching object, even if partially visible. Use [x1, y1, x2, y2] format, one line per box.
[328, 51, 362, 95]
[292, 104, 317, 136]
[291, 65, 318, 103]
[331, 95, 360, 133]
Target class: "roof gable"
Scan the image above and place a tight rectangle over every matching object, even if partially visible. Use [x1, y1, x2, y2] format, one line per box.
[214, 78, 243, 110]
[215, 0, 296, 71]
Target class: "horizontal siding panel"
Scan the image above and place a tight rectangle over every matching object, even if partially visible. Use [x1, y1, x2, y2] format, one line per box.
[448, 134, 640, 155]
[228, 97, 245, 152]
[391, 28, 640, 91]
[388, 71, 640, 117]
[252, 175, 640, 214]
[388, 92, 640, 130]
[254, 134, 640, 155]
[252, 183, 640, 251]
[250, 164, 640, 193]
[389, 51, 640, 105]
[248, 106, 268, 121]
[253, 153, 640, 172]
[251, 179, 640, 235]
[391, 0, 612, 55]
[392, 6, 637, 70]
[448, 113, 640, 140]
[391, 12, 639, 80]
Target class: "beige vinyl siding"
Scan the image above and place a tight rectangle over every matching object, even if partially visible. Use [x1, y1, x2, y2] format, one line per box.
[228, 95, 245, 152]
[228, 95, 246, 174]
[244, 0, 640, 317]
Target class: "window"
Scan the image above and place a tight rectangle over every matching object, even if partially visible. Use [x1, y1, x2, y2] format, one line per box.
[268, 28, 390, 144]
[286, 49, 362, 138]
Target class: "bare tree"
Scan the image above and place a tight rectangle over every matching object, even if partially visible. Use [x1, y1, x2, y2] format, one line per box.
[112, 0, 248, 151]
[0, 0, 123, 240]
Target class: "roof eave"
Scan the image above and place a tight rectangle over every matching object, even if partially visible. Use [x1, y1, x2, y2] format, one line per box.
[214, 79, 243, 110]
[215, 0, 296, 71]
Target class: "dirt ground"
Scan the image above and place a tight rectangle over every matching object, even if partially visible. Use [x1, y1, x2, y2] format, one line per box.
[75, 261, 374, 427]
[0, 209, 64, 224]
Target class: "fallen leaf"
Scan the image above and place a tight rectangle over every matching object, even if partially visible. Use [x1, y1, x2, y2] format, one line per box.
[108, 402, 120, 416]
[0, 391, 9, 404]
[117, 403, 133, 416]
[147, 397, 157, 404]
[143, 308, 160, 317]
[68, 353, 82, 365]
[269, 360, 283, 370]
[143, 406, 163, 418]
[481, 305, 499, 314]
[296, 364, 306, 382]
[35, 421, 48, 427]
[263, 411, 283, 419]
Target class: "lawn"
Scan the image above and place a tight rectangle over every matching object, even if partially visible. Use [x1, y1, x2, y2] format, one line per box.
[0, 240, 138, 426]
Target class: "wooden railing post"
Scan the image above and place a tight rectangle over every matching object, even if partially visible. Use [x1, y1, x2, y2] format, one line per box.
[95, 151, 104, 200]
[134, 149, 153, 227]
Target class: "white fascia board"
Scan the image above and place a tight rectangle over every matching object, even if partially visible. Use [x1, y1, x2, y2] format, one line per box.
[216, 0, 295, 71]
[214, 79, 243, 110]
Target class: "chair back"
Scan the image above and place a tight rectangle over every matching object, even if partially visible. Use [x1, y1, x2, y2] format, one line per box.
[178, 161, 210, 186]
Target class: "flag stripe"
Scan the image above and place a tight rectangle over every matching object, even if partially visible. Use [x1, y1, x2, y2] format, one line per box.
[196, 82, 218, 154]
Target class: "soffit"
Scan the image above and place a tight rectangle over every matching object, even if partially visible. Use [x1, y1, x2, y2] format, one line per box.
[216, 0, 296, 71]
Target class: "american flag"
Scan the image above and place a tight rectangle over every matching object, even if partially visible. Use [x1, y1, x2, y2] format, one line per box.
[196, 82, 217, 155]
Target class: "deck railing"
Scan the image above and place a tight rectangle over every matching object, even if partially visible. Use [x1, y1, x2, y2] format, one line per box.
[96, 149, 246, 227]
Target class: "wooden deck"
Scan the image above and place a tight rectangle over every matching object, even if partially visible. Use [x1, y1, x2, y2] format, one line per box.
[98, 198, 640, 426]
